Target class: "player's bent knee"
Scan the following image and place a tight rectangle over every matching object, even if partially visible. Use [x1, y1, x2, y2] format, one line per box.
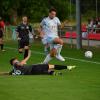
[54, 38, 63, 45]
[50, 48, 57, 57]
[59, 39, 63, 45]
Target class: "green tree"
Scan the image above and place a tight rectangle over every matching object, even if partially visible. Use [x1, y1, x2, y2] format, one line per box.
[0, 0, 76, 23]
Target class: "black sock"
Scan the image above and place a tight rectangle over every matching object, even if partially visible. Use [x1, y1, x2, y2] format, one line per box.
[1, 44, 4, 50]
[54, 65, 67, 70]
[24, 49, 29, 59]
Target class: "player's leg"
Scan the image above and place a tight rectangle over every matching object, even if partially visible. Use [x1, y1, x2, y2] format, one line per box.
[23, 40, 29, 59]
[18, 40, 24, 53]
[49, 37, 65, 61]
[53, 38, 65, 61]
[49, 64, 76, 71]
[53, 38, 63, 55]
[42, 38, 53, 64]
[54, 44, 65, 61]
[42, 38, 50, 55]
[43, 44, 56, 64]
[47, 43, 65, 61]
[43, 37, 64, 64]
[53, 37, 63, 45]
[24, 46, 29, 59]
[43, 54, 52, 64]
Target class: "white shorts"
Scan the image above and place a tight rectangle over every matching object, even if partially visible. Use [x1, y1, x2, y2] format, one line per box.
[46, 36, 59, 43]
[42, 36, 59, 45]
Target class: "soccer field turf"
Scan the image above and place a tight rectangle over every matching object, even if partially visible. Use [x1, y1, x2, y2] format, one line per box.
[0, 40, 100, 100]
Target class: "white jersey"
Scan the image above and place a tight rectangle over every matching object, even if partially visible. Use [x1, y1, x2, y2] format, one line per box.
[40, 17, 61, 38]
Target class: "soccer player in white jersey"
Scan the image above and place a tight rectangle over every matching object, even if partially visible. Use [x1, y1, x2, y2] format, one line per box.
[40, 8, 65, 64]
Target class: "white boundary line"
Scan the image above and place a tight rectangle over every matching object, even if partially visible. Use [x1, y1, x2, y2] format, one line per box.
[5, 46, 100, 65]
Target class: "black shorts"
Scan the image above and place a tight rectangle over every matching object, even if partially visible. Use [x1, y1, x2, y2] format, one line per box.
[18, 40, 29, 49]
[30, 64, 49, 75]
[0, 30, 3, 38]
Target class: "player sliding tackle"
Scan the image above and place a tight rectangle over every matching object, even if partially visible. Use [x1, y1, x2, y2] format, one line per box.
[39, 8, 65, 64]
[0, 50, 76, 75]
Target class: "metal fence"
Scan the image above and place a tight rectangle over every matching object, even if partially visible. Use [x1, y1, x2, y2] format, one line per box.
[4, 25, 100, 48]
[59, 26, 100, 48]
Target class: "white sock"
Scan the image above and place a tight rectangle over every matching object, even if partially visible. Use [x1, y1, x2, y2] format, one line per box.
[43, 54, 52, 64]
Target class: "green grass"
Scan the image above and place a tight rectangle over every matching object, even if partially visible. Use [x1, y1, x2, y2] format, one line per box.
[0, 40, 100, 100]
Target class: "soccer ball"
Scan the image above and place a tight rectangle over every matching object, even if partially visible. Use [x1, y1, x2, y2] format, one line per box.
[85, 51, 93, 58]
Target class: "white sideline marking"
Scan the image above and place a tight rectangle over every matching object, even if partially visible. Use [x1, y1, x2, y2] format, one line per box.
[5, 46, 100, 65]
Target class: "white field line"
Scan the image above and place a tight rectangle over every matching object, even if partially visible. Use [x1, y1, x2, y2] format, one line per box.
[5, 46, 100, 65]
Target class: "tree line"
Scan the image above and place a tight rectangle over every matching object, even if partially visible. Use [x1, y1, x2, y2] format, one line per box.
[0, 0, 99, 23]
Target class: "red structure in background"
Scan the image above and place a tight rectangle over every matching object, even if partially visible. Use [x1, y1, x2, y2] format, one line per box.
[64, 24, 100, 41]
[64, 32, 100, 40]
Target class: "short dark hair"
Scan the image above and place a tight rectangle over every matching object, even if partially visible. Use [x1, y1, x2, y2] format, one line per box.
[49, 8, 57, 13]
[10, 58, 16, 65]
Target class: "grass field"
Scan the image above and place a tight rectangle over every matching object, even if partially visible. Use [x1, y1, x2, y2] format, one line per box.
[0, 40, 100, 100]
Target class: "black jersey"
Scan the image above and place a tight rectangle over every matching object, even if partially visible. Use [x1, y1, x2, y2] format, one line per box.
[16, 23, 32, 40]
[10, 62, 49, 75]
[11, 62, 32, 75]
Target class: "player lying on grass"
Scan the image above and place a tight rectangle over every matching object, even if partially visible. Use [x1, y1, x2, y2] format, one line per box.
[0, 50, 76, 75]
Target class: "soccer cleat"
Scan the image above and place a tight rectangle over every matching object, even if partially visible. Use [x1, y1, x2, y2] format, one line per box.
[67, 66, 76, 71]
[72, 66, 76, 69]
[56, 55, 65, 61]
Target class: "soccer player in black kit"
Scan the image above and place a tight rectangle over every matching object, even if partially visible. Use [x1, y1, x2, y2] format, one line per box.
[16, 16, 33, 58]
[0, 50, 76, 75]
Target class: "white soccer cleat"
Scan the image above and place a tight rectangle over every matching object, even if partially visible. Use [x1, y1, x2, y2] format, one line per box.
[56, 55, 65, 61]
[67, 66, 76, 71]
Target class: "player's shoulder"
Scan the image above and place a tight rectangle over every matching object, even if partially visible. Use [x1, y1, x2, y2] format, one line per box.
[54, 17, 60, 21]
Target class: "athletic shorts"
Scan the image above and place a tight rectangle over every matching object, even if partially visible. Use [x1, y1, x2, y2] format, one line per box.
[42, 36, 59, 45]
[46, 36, 59, 43]
[18, 39, 29, 49]
[30, 64, 49, 75]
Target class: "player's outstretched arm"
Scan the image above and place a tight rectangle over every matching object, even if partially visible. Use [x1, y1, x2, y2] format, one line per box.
[20, 50, 31, 65]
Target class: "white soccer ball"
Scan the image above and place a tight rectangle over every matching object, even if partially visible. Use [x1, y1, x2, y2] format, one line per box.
[85, 51, 93, 58]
